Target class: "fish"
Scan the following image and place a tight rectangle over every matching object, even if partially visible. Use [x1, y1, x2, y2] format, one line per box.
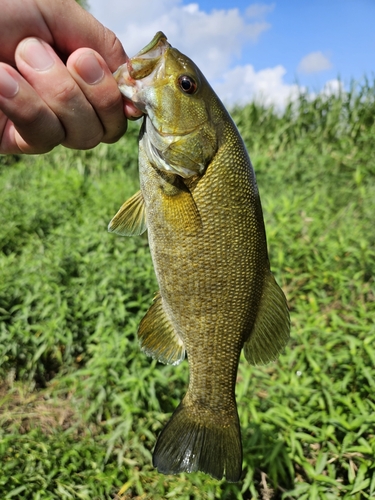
[108, 32, 290, 483]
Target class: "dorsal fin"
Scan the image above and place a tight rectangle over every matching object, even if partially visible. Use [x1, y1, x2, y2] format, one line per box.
[244, 270, 290, 365]
[108, 190, 147, 236]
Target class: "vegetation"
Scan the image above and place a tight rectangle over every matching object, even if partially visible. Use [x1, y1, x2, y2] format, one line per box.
[0, 81, 374, 499]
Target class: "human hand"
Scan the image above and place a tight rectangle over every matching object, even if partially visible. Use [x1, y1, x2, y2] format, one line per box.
[0, 0, 142, 154]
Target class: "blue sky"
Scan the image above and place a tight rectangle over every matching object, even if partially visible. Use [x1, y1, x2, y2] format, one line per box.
[89, 0, 375, 107]
[192, 0, 374, 90]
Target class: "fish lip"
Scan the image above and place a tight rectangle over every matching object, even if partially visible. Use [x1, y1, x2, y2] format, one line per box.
[114, 31, 170, 86]
[113, 64, 134, 89]
[135, 31, 169, 59]
[113, 32, 171, 111]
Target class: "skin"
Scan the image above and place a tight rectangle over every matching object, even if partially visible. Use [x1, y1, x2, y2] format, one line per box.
[0, 0, 142, 154]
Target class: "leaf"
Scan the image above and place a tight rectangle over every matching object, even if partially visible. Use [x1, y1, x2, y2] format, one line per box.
[315, 452, 328, 475]
[351, 463, 370, 494]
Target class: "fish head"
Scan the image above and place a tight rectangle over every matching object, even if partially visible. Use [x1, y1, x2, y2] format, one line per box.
[114, 32, 220, 178]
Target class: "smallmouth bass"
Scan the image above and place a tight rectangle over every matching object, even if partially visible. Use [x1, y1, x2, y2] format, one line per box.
[109, 32, 290, 482]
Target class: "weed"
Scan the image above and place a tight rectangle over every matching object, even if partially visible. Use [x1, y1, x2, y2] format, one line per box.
[1, 84, 374, 498]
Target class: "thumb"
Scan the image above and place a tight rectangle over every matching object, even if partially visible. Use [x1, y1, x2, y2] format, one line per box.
[36, 0, 128, 72]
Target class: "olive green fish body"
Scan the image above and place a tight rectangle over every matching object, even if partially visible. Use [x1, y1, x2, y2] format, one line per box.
[109, 32, 290, 482]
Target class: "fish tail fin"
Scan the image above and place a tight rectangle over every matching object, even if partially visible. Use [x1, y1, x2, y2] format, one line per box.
[153, 397, 242, 482]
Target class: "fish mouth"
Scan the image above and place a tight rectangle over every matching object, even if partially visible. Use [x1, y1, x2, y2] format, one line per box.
[114, 32, 207, 139]
[113, 32, 170, 104]
[130, 31, 170, 79]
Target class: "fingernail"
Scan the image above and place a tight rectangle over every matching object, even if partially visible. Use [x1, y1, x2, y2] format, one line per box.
[20, 38, 54, 71]
[0, 67, 19, 98]
[76, 52, 104, 85]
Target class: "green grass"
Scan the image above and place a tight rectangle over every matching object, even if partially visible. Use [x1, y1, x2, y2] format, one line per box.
[1, 81, 375, 499]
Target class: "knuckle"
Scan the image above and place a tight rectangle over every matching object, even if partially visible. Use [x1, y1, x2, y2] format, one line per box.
[104, 31, 126, 72]
[95, 89, 123, 114]
[12, 109, 65, 152]
[103, 122, 127, 144]
[21, 132, 63, 154]
[63, 129, 103, 150]
[53, 80, 79, 103]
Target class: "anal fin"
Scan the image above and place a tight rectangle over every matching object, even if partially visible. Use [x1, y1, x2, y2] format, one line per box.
[138, 292, 185, 365]
[244, 270, 290, 365]
[108, 190, 147, 236]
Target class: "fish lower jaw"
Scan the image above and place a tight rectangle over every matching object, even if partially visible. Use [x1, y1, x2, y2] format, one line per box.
[114, 66, 142, 102]
[117, 81, 136, 98]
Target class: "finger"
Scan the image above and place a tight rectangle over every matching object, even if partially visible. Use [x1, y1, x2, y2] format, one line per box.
[0, 63, 65, 154]
[67, 49, 127, 144]
[0, 0, 53, 66]
[15, 37, 104, 149]
[68, 49, 143, 125]
[36, 0, 128, 72]
[123, 98, 144, 121]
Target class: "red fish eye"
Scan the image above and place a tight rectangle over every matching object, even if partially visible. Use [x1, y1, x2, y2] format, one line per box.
[178, 75, 197, 94]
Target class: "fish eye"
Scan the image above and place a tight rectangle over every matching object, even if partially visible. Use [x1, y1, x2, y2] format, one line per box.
[178, 75, 197, 95]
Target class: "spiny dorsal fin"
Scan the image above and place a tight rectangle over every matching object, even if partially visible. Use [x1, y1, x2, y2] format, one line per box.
[108, 190, 147, 236]
[244, 270, 290, 365]
[138, 292, 185, 365]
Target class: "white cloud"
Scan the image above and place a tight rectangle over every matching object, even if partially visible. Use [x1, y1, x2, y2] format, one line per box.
[214, 64, 301, 109]
[88, 0, 272, 81]
[298, 51, 332, 74]
[88, 1, 333, 108]
[246, 3, 275, 19]
[321, 79, 344, 96]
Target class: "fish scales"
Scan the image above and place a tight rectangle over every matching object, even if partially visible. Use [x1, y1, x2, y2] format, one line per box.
[109, 32, 290, 482]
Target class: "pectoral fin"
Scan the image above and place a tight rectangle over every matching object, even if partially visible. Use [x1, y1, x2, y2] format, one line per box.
[108, 190, 147, 236]
[244, 271, 290, 365]
[138, 292, 185, 365]
[161, 181, 202, 235]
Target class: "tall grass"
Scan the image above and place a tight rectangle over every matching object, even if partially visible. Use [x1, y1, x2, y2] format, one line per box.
[1, 81, 374, 499]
